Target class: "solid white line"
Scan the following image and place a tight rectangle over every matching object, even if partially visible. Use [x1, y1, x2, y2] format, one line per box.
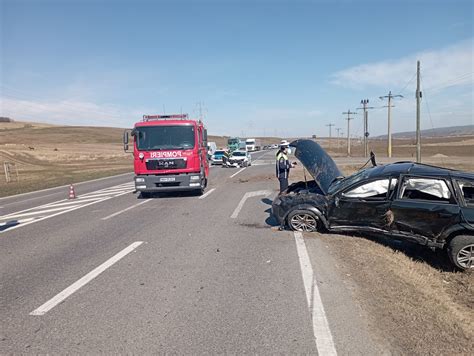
[294, 231, 337, 356]
[199, 188, 216, 200]
[30, 241, 144, 316]
[0, 172, 133, 202]
[0, 205, 83, 220]
[101, 199, 151, 220]
[0, 186, 135, 234]
[230, 168, 246, 178]
[0, 217, 35, 227]
[78, 191, 131, 199]
[0, 195, 113, 234]
[230, 190, 271, 218]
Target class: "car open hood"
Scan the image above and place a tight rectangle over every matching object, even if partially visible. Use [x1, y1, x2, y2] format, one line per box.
[290, 139, 343, 194]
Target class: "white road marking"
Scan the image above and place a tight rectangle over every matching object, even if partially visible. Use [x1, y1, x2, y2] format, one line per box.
[1, 206, 83, 220]
[101, 199, 151, 220]
[294, 231, 337, 356]
[0, 183, 135, 234]
[199, 188, 216, 200]
[230, 190, 272, 218]
[0, 217, 35, 227]
[0, 172, 133, 202]
[30, 241, 144, 316]
[230, 168, 246, 178]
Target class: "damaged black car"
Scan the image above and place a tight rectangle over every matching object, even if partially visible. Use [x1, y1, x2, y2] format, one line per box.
[272, 139, 474, 270]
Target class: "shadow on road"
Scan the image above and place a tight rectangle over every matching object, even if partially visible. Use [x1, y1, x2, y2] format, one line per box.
[261, 198, 279, 228]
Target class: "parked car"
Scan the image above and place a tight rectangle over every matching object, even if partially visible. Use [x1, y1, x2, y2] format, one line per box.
[224, 150, 252, 168]
[210, 150, 226, 165]
[272, 139, 474, 270]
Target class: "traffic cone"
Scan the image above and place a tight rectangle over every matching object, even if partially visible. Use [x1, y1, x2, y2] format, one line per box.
[68, 184, 76, 199]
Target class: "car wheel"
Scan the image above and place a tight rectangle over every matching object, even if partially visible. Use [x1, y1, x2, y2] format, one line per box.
[287, 209, 319, 232]
[448, 235, 474, 270]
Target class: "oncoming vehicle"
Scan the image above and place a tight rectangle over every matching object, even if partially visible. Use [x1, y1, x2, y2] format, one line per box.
[210, 150, 226, 165]
[224, 150, 252, 168]
[272, 139, 474, 271]
[227, 137, 240, 152]
[123, 114, 209, 197]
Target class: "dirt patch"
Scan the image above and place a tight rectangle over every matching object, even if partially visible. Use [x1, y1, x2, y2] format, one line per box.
[306, 232, 474, 355]
[237, 173, 275, 183]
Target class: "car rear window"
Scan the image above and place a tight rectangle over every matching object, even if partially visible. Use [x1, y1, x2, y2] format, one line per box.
[457, 180, 474, 206]
[400, 177, 451, 202]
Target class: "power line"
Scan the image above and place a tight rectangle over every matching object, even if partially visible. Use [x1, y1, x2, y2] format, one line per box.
[397, 72, 417, 96]
[420, 74, 435, 130]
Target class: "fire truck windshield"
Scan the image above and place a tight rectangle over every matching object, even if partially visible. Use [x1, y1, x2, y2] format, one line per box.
[135, 125, 195, 150]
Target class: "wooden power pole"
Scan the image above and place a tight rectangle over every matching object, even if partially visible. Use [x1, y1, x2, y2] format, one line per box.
[416, 60, 422, 163]
[379, 91, 403, 158]
[326, 123, 335, 150]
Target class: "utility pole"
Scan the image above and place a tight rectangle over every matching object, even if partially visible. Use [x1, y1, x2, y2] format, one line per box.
[357, 99, 374, 158]
[335, 128, 342, 149]
[342, 110, 357, 156]
[379, 91, 403, 158]
[326, 123, 335, 150]
[416, 60, 422, 163]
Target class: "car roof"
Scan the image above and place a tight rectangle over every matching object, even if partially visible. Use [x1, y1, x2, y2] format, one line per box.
[363, 162, 474, 181]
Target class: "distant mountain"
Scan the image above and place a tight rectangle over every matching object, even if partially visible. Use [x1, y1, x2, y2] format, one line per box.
[374, 125, 474, 139]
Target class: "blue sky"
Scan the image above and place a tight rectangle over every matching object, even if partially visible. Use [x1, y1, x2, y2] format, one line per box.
[1, 0, 472, 137]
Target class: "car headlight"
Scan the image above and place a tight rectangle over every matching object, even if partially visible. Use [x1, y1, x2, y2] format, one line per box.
[138, 153, 145, 160]
[135, 177, 145, 183]
[190, 175, 200, 181]
[273, 198, 281, 206]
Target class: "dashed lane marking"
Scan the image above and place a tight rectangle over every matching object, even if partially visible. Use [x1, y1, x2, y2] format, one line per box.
[101, 199, 151, 220]
[294, 231, 337, 355]
[230, 168, 246, 178]
[0, 182, 135, 234]
[199, 188, 216, 200]
[30, 241, 144, 316]
[230, 190, 272, 219]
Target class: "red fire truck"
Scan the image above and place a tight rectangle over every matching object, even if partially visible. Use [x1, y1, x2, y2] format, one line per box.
[123, 114, 209, 197]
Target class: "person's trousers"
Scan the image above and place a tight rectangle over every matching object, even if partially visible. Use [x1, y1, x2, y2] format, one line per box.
[278, 177, 288, 193]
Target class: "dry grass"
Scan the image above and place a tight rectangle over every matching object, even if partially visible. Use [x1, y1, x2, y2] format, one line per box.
[306, 232, 473, 355]
[0, 122, 132, 197]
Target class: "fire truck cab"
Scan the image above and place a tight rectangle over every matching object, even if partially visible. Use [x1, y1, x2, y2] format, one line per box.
[124, 114, 209, 197]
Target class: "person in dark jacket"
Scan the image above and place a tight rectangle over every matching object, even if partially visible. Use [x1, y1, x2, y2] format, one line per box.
[275, 144, 295, 193]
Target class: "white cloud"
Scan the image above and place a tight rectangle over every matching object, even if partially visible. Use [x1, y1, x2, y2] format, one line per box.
[0, 96, 141, 128]
[331, 39, 473, 92]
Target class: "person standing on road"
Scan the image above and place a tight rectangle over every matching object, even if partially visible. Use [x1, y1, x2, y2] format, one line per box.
[275, 144, 295, 194]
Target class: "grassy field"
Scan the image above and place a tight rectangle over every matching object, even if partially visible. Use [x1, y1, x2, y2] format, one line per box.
[0, 122, 132, 197]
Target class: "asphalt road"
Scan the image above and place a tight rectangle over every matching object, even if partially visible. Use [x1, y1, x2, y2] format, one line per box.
[0, 150, 387, 354]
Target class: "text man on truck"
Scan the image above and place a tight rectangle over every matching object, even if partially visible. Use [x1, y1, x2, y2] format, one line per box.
[123, 114, 209, 197]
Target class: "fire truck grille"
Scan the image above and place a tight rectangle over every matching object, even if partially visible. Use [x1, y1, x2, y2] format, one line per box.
[146, 158, 187, 170]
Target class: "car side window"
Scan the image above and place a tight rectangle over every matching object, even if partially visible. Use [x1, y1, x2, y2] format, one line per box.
[342, 178, 393, 199]
[456, 180, 474, 207]
[400, 177, 451, 202]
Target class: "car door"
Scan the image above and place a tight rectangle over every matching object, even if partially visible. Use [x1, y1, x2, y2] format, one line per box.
[389, 176, 460, 238]
[328, 177, 397, 230]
